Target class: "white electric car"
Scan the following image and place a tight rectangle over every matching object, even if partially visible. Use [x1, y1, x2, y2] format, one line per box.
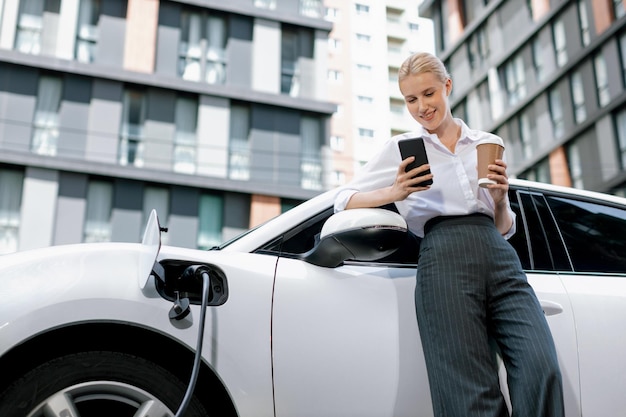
[0, 178, 625, 417]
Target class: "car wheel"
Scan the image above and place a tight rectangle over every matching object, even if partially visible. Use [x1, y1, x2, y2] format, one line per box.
[0, 350, 208, 417]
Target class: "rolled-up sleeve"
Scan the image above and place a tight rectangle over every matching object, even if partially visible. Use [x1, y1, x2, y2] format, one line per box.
[332, 137, 400, 212]
[334, 188, 359, 212]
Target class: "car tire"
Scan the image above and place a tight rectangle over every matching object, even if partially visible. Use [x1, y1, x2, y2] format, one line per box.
[0, 350, 209, 417]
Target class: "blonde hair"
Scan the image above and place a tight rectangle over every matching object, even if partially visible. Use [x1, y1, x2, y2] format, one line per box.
[398, 52, 450, 83]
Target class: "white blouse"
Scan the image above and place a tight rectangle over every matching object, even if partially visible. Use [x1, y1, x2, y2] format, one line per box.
[334, 119, 516, 239]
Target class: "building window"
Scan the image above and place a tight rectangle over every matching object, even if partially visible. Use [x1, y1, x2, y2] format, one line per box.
[179, 9, 227, 85]
[570, 71, 586, 124]
[324, 7, 340, 21]
[390, 99, 404, 114]
[173, 96, 198, 174]
[355, 4, 370, 15]
[520, 158, 551, 184]
[75, 0, 101, 63]
[615, 0, 626, 19]
[142, 186, 170, 244]
[519, 112, 532, 159]
[328, 37, 341, 52]
[119, 89, 146, 167]
[578, 0, 590, 47]
[328, 69, 342, 82]
[356, 64, 372, 76]
[254, 0, 276, 10]
[467, 26, 489, 71]
[228, 104, 251, 180]
[331, 170, 346, 186]
[553, 18, 568, 68]
[281, 26, 313, 96]
[14, 0, 59, 55]
[549, 88, 564, 139]
[358, 128, 374, 138]
[330, 135, 344, 152]
[620, 33, 626, 87]
[615, 108, 626, 169]
[300, 0, 322, 18]
[301, 116, 323, 190]
[32, 75, 62, 156]
[531, 37, 545, 83]
[0, 168, 24, 254]
[389, 68, 399, 83]
[567, 143, 584, 189]
[357, 95, 373, 104]
[84, 180, 113, 243]
[197, 193, 223, 250]
[504, 54, 526, 106]
[594, 54, 610, 108]
[356, 33, 371, 44]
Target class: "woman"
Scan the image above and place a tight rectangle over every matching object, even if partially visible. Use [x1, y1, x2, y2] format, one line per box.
[334, 52, 564, 417]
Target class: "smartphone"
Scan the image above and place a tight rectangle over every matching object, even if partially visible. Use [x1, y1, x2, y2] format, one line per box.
[398, 137, 433, 186]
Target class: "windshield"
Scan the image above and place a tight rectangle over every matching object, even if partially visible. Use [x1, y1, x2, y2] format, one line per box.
[212, 215, 280, 250]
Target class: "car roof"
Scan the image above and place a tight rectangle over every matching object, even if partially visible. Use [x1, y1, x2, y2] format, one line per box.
[509, 178, 626, 205]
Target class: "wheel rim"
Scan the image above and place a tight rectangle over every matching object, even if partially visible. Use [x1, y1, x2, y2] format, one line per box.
[28, 380, 175, 417]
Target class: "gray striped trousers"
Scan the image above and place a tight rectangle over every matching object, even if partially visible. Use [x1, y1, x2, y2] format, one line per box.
[415, 214, 564, 417]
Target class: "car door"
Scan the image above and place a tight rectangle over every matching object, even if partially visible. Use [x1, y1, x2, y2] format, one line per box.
[269, 189, 581, 417]
[267, 209, 431, 417]
[507, 189, 581, 417]
[536, 192, 626, 417]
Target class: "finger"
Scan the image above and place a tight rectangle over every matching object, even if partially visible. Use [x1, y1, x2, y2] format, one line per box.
[398, 156, 415, 173]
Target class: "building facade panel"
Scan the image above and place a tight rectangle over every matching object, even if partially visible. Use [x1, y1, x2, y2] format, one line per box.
[58, 75, 91, 159]
[18, 167, 58, 251]
[154, 1, 180, 77]
[596, 115, 621, 182]
[227, 14, 254, 89]
[124, 0, 158, 73]
[251, 18, 280, 94]
[111, 178, 144, 242]
[97, 12, 127, 67]
[196, 94, 229, 178]
[143, 88, 176, 171]
[85, 79, 123, 164]
[56, 0, 80, 60]
[166, 185, 200, 248]
[0, 0, 19, 50]
[0, 65, 37, 152]
[53, 171, 88, 245]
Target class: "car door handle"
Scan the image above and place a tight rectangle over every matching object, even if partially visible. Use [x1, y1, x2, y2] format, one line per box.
[539, 300, 563, 316]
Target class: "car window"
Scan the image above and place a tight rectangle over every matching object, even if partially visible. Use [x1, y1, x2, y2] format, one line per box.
[529, 193, 572, 271]
[508, 190, 571, 272]
[507, 191, 531, 270]
[545, 195, 626, 273]
[260, 208, 333, 256]
[261, 205, 421, 265]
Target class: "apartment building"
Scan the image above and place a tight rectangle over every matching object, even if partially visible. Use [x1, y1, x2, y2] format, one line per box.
[325, 0, 435, 184]
[419, 0, 626, 196]
[0, 0, 335, 253]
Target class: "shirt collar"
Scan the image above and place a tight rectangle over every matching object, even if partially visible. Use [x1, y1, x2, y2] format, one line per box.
[416, 118, 479, 146]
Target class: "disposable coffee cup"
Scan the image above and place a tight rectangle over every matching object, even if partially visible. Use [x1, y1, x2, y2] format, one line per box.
[477, 138, 505, 188]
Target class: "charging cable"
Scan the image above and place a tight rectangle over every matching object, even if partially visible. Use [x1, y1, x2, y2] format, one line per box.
[174, 269, 211, 417]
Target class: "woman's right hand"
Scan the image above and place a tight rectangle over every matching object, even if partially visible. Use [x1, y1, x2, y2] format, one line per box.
[392, 157, 433, 201]
[345, 157, 433, 209]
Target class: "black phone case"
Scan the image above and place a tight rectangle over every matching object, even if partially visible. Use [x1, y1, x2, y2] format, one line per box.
[398, 137, 433, 185]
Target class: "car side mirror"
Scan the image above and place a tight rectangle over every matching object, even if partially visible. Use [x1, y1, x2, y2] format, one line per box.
[301, 208, 408, 268]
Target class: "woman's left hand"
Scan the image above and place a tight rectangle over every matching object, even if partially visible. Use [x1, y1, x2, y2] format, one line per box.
[486, 159, 509, 205]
